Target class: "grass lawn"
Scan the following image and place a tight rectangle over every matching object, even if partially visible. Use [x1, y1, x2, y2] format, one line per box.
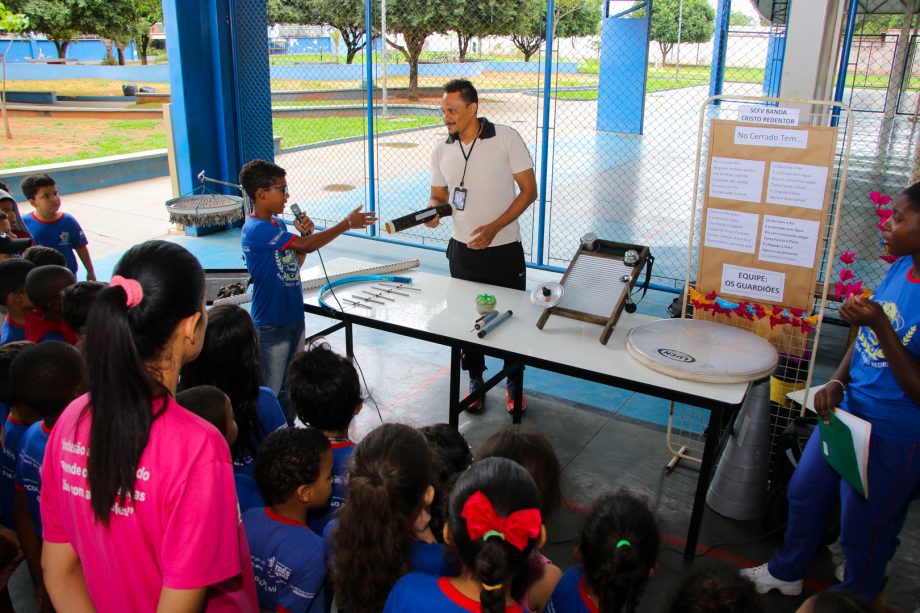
[272, 115, 441, 148]
[0, 118, 165, 170]
[272, 99, 379, 107]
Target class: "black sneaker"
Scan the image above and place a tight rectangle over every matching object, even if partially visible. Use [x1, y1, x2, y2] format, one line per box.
[464, 377, 485, 414]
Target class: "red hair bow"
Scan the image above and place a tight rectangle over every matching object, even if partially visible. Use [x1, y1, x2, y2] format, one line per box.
[461, 491, 541, 551]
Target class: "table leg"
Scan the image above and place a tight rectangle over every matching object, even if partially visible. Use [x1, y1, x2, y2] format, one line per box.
[345, 320, 354, 358]
[510, 363, 524, 425]
[449, 346, 462, 429]
[685, 405, 721, 561]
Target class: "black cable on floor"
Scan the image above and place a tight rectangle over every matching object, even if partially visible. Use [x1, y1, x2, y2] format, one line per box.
[315, 247, 384, 425]
[661, 524, 784, 560]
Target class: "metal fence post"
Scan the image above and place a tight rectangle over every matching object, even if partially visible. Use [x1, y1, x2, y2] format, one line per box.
[536, 0, 556, 267]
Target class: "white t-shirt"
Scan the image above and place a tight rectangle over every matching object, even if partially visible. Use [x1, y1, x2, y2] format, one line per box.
[430, 118, 534, 247]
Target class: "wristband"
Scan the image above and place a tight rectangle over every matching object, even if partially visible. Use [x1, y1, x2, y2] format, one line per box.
[346, 217, 352, 230]
[827, 378, 846, 392]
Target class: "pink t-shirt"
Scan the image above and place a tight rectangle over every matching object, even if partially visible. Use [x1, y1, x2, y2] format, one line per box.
[41, 393, 258, 612]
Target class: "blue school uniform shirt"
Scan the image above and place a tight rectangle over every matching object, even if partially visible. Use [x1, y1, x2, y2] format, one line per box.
[243, 507, 326, 613]
[241, 215, 304, 327]
[0, 417, 32, 525]
[410, 539, 455, 577]
[321, 519, 455, 578]
[233, 386, 288, 476]
[14, 421, 50, 537]
[23, 212, 87, 275]
[0, 319, 25, 344]
[385, 573, 523, 613]
[308, 441, 355, 535]
[235, 473, 265, 513]
[545, 565, 597, 613]
[844, 256, 920, 441]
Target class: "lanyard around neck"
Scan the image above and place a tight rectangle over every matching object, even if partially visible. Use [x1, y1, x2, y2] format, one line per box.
[457, 121, 483, 187]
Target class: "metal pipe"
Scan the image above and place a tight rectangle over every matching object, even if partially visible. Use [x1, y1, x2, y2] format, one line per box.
[535, 0, 556, 267]
[832, 0, 859, 126]
[364, 0, 377, 234]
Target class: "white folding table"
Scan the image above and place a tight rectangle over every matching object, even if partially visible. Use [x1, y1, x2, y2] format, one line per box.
[303, 271, 750, 560]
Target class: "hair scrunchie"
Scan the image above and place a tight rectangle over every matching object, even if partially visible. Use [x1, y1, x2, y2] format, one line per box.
[110, 275, 144, 308]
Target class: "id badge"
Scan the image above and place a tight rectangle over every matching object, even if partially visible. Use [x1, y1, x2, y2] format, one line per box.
[452, 187, 468, 211]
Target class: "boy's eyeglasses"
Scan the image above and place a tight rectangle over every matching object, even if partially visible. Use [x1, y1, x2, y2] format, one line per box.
[267, 185, 289, 195]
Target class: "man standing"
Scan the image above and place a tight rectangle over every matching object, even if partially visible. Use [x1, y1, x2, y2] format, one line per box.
[425, 79, 537, 413]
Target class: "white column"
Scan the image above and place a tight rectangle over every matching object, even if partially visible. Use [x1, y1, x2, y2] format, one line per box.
[779, 0, 845, 102]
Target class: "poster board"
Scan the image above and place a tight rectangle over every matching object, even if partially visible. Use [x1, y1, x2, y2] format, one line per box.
[697, 119, 837, 311]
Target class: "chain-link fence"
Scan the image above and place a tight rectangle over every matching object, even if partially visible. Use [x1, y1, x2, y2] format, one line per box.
[229, 1, 916, 294]
[837, 26, 919, 295]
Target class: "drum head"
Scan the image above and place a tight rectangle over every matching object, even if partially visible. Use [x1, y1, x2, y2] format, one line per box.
[626, 319, 778, 383]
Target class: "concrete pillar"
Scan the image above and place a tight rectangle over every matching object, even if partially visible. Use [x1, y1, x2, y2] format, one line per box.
[877, 7, 915, 172]
[778, 0, 845, 103]
[596, 12, 651, 134]
[763, 27, 786, 98]
[162, 0, 273, 196]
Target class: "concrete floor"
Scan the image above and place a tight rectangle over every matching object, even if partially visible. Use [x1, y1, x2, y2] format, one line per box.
[8, 178, 920, 611]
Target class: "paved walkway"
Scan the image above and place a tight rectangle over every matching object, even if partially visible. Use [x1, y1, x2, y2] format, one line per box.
[17, 176, 176, 278]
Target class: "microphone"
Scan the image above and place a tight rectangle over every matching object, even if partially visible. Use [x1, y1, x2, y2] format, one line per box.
[385, 204, 452, 234]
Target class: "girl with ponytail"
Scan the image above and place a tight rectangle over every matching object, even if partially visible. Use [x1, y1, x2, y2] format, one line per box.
[39, 241, 258, 612]
[546, 489, 660, 613]
[331, 423, 440, 613]
[385, 457, 545, 613]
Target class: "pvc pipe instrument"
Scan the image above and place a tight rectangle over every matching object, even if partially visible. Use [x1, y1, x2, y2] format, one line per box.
[473, 310, 500, 330]
[477, 310, 513, 338]
[385, 204, 452, 234]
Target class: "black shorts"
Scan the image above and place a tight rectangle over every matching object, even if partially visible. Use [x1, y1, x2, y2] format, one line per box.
[447, 239, 526, 291]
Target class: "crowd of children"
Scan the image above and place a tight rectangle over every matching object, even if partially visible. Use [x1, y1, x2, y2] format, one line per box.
[0, 171, 913, 613]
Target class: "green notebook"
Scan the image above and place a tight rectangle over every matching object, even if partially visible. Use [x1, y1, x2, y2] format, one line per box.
[818, 409, 871, 499]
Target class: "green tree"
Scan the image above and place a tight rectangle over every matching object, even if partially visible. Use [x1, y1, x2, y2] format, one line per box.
[633, 0, 715, 65]
[74, 0, 138, 65]
[269, 0, 308, 24]
[444, 0, 537, 61]
[384, 0, 440, 98]
[133, 0, 162, 65]
[855, 14, 906, 35]
[729, 10, 751, 27]
[510, 0, 601, 62]
[273, 0, 368, 65]
[0, 2, 28, 138]
[10, 0, 138, 62]
[6, 0, 76, 58]
[312, 0, 366, 64]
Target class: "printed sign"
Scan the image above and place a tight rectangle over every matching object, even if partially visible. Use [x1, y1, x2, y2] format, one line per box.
[759, 215, 821, 269]
[721, 264, 785, 302]
[766, 162, 829, 210]
[704, 208, 759, 254]
[738, 104, 800, 127]
[709, 157, 765, 203]
[734, 126, 808, 149]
